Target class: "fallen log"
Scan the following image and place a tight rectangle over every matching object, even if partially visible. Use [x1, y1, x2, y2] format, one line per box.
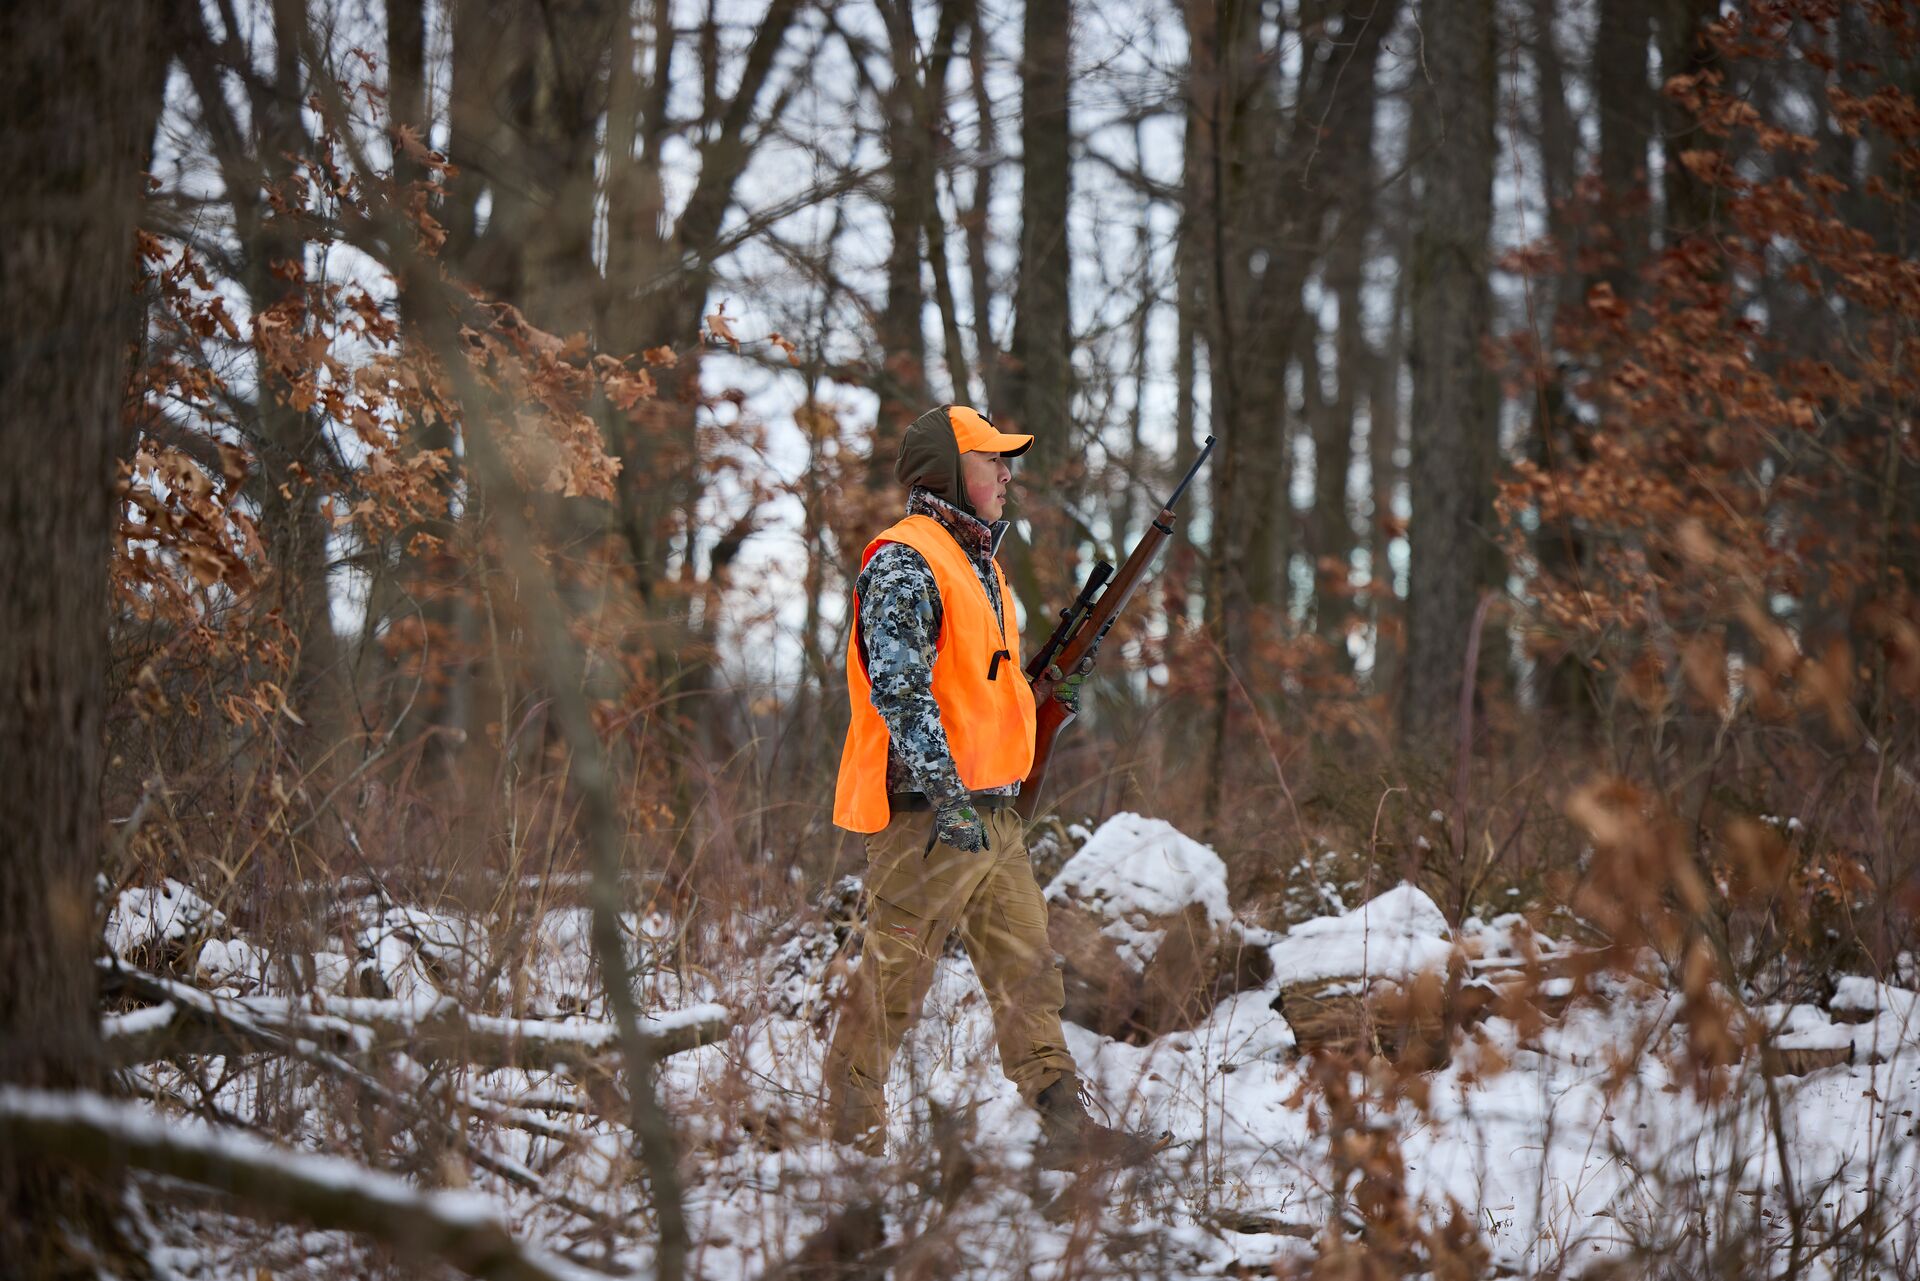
[0, 1087, 606, 1281]
[100, 959, 729, 1073]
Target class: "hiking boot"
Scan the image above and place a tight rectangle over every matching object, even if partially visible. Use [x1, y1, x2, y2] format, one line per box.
[1033, 1075, 1167, 1170]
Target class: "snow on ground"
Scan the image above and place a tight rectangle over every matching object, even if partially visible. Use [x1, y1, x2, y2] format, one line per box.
[104, 815, 1920, 1278]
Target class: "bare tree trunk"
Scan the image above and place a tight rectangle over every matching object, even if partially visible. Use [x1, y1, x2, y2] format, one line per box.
[1530, 0, 1623, 729]
[925, 0, 974, 404]
[1596, 0, 1654, 283]
[1308, 10, 1389, 664]
[1200, 0, 1286, 640]
[444, 0, 535, 300]
[1003, 0, 1076, 620]
[257, 0, 346, 759]
[1190, 0, 1266, 827]
[962, 0, 1001, 414]
[872, 0, 932, 483]
[1653, 0, 1720, 243]
[1403, 0, 1500, 749]
[380, 0, 474, 768]
[177, 0, 346, 759]
[388, 0, 428, 191]
[522, 0, 617, 337]
[1, 0, 166, 1258]
[1369, 256, 1407, 695]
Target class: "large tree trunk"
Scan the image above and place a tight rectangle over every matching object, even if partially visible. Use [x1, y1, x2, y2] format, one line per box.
[1653, 0, 1720, 243]
[252, 0, 344, 759]
[1402, 0, 1500, 749]
[1003, 0, 1076, 620]
[178, 0, 345, 760]
[1191, 0, 1277, 823]
[1190, 0, 1398, 814]
[871, 0, 933, 485]
[380, 0, 476, 768]
[1531, 0, 1649, 730]
[1196, 0, 1287, 648]
[1595, 0, 1654, 282]
[1308, 6, 1391, 664]
[1, 0, 166, 1258]
[444, 0, 535, 300]
[520, 0, 617, 337]
[962, 0, 1002, 416]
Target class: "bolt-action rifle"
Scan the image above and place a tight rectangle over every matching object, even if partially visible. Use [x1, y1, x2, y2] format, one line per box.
[1016, 436, 1216, 820]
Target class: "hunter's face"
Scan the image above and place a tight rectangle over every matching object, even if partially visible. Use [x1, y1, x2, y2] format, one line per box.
[960, 450, 1011, 522]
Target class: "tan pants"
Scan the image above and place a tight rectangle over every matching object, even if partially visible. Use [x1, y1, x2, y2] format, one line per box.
[823, 805, 1077, 1150]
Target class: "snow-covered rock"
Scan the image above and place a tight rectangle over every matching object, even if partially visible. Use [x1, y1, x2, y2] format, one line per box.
[105, 878, 226, 966]
[1823, 977, 1920, 1065]
[1266, 883, 1458, 1062]
[1045, 812, 1233, 941]
[1265, 883, 1453, 989]
[194, 937, 270, 990]
[1044, 813, 1252, 1039]
[355, 906, 492, 1002]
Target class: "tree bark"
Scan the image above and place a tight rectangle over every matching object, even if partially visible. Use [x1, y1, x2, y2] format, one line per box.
[1595, 0, 1654, 282]
[1002, 0, 1076, 620]
[381, 0, 475, 770]
[0, 0, 166, 1258]
[388, 0, 428, 191]
[1369, 252, 1407, 693]
[962, 0, 1001, 415]
[924, 0, 974, 404]
[1308, 8, 1390, 664]
[871, 0, 933, 484]
[1653, 0, 1720, 243]
[177, 0, 347, 758]
[1403, 0, 1500, 749]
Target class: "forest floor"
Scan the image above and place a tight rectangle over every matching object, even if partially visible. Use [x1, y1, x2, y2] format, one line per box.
[90, 814, 1920, 1280]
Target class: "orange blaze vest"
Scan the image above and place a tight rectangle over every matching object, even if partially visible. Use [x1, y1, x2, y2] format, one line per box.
[833, 515, 1036, 833]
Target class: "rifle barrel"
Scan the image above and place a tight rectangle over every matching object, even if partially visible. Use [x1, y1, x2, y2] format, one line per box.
[1163, 435, 1216, 511]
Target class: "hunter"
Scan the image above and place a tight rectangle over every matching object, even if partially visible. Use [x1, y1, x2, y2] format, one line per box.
[823, 403, 1154, 1167]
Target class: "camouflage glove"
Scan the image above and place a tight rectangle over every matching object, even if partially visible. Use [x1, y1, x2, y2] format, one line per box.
[1046, 660, 1091, 715]
[933, 799, 990, 853]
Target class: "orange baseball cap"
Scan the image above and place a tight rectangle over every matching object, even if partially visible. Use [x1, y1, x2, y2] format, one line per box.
[946, 404, 1033, 457]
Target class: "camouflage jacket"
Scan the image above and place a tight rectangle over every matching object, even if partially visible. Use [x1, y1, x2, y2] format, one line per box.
[855, 487, 1019, 807]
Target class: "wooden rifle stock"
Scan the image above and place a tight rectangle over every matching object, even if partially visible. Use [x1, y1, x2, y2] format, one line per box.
[1015, 436, 1214, 820]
